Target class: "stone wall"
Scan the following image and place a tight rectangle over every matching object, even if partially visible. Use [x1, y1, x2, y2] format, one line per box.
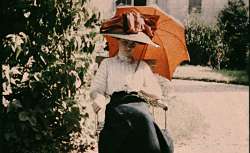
[157, 0, 249, 23]
[157, 0, 189, 23]
[202, 0, 249, 23]
[88, 0, 249, 24]
[87, 0, 114, 19]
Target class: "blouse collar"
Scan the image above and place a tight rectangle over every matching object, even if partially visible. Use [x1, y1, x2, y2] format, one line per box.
[117, 51, 134, 63]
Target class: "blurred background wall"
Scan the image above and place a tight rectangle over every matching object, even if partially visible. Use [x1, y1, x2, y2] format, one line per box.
[89, 0, 249, 24]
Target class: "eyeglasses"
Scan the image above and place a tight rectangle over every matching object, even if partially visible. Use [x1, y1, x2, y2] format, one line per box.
[120, 40, 144, 48]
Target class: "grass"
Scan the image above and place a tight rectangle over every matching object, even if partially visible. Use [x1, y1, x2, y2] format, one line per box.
[173, 65, 249, 85]
[216, 69, 249, 85]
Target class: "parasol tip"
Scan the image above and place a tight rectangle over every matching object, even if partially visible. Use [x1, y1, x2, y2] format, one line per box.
[151, 43, 160, 48]
[155, 44, 160, 48]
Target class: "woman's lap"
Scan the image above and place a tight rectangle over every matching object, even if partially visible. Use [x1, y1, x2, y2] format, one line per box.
[99, 102, 163, 153]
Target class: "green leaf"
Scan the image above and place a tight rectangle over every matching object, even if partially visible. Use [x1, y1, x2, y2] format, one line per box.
[40, 55, 47, 65]
[28, 116, 37, 126]
[15, 47, 22, 59]
[4, 132, 17, 141]
[35, 134, 41, 140]
[12, 99, 22, 108]
[19, 111, 29, 121]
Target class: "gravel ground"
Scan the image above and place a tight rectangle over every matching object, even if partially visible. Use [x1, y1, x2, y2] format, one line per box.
[158, 79, 249, 153]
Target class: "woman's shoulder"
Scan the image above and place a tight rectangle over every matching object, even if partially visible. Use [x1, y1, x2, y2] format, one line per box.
[138, 60, 154, 72]
[99, 56, 117, 65]
[140, 60, 150, 68]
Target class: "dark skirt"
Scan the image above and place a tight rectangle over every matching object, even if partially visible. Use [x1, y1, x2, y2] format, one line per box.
[98, 91, 174, 153]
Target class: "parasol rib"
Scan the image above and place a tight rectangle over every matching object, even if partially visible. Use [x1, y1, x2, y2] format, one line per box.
[154, 31, 170, 77]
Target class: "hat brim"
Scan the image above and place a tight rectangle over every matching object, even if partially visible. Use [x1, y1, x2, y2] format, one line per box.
[103, 32, 160, 48]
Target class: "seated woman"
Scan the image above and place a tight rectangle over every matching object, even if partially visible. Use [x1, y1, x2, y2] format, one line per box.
[90, 10, 173, 153]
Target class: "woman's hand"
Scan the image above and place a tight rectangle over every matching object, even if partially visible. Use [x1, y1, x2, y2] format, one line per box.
[92, 102, 101, 114]
[138, 89, 162, 106]
[139, 89, 158, 100]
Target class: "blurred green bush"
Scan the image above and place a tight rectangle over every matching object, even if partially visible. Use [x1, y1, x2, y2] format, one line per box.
[217, 0, 249, 70]
[0, 0, 100, 152]
[185, 0, 249, 70]
[185, 15, 228, 69]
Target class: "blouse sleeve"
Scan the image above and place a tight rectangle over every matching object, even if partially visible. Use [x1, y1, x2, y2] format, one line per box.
[90, 59, 108, 100]
[141, 61, 162, 100]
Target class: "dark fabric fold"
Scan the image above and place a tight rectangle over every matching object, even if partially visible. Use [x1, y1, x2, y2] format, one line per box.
[98, 91, 174, 153]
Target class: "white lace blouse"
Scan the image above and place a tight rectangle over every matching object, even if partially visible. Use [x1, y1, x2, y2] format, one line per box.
[90, 55, 162, 100]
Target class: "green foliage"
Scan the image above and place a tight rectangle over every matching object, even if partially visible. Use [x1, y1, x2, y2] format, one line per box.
[185, 16, 228, 69]
[216, 69, 249, 85]
[217, 0, 249, 70]
[1, 0, 100, 152]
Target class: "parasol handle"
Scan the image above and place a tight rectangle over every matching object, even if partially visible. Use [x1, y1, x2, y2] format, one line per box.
[135, 44, 148, 72]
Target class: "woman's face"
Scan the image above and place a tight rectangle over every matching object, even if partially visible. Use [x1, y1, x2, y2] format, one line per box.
[118, 39, 137, 53]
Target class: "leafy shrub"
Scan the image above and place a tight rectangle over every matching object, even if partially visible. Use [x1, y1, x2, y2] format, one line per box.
[185, 15, 228, 69]
[217, 0, 249, 70]
[0, 0, 100, 152]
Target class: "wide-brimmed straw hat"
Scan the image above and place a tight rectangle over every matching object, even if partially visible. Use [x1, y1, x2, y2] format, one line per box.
[105, 32, 159, 47]
[100, 10, 160, 48]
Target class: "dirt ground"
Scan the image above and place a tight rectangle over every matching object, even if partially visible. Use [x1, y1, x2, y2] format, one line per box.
[158, 79, 249, 153]
[87, 79, 249, 153]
